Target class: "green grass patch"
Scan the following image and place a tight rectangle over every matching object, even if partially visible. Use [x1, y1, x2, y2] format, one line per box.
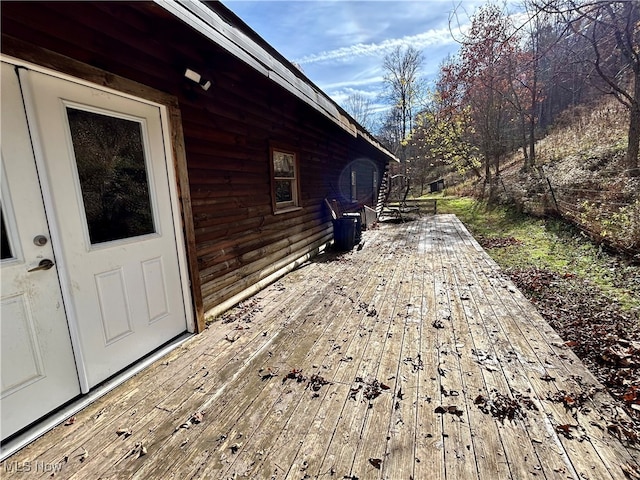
[424, 195, 640, 312]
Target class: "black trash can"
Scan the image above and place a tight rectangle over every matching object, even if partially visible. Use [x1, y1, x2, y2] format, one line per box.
[342, 212, 362, 242]
[332, 217, 357, 251]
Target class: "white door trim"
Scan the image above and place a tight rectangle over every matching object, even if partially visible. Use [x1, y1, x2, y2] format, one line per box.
[6, 56, 195, 392]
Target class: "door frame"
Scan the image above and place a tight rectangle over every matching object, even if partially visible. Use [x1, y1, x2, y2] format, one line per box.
[2, 54, 201, 392]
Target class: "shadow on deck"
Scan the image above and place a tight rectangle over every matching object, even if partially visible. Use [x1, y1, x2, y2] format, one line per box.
[2, 215, 638, 479]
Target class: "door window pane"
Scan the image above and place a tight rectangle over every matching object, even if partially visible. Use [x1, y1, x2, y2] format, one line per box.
[0, 207, 12, 260]
[66, 108, 155, 244]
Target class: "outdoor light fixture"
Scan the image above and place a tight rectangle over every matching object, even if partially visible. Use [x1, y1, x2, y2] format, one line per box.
[184, 68, 211, 91]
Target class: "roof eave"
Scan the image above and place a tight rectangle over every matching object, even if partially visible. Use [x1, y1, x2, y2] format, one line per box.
[154, 0, 398, 163]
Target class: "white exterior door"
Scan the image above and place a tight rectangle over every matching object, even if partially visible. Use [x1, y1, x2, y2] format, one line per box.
[1, 63, 81, 439]
[20, 69, 189, 389]
[1, 58, 190, 440]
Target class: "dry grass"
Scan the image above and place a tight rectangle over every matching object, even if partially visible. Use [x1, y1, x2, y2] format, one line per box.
[536, 98, 628, 166]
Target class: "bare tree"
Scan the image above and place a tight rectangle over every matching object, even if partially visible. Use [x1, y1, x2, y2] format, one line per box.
[537, 0, 640, 175]
[342, 92, 375, 132]
[376, 106, 404, 165]
[381, 46, 424, 172]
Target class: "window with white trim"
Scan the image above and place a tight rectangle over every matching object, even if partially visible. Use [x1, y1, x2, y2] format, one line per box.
[270, 145, 300, 213]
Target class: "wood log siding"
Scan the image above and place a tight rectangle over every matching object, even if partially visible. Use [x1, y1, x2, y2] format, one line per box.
[1, 1, 391, 321]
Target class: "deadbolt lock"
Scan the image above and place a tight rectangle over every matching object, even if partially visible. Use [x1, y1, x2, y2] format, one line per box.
[33, 235, 48, 246]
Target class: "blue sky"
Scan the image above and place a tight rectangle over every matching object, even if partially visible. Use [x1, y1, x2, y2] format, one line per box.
[221, 0, 498, 120]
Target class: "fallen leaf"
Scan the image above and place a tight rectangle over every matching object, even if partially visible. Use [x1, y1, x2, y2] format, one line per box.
[369, 458, 382, 469]
[116, 428, 132, 438]
[283, 369, 306, 384]
[64, 416, 76, 426]
[307, 374, 330, 391]
[349, 385, 362, 400]
[447, 406, 463, 417]
[190, 411, 205, 424]
[620, 462, 640, 479]
[259, 367, 278, 381]
[623, 386, 639, 403]
[555, 424, 575, 439]
[127, 442, 147, 459]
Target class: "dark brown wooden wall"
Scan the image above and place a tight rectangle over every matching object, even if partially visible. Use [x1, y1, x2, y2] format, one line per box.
[1, 1, 390, 316]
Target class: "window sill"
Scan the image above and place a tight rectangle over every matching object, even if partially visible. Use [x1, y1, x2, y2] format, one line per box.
[273, 206, 303, 215]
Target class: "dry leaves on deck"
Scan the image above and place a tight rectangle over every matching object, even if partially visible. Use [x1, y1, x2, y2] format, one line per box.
[176, 410, 205, 431]
[348, 377, 391, 403]
[620, 463, 640, 479]
[128, 442, 147, 459]
[474, 390, 537, 424]
[259, 367, 279, 381]
[307, 374, 330, 392]
[281, 369, 331, 394]
[607, 421, 639, 444]
[508, 267, 640, 429]
[116, 428, 132, 438]
[435, 405, 463, 417]
[547, 388, 595, 416]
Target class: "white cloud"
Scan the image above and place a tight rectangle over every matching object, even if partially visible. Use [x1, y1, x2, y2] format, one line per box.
[295, 26, 457, 65]
[320, 73, 383, 92]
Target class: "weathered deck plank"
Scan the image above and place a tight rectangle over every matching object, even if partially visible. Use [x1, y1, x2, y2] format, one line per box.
[413, 219, 448, 480]
[2, 214, 638, 480]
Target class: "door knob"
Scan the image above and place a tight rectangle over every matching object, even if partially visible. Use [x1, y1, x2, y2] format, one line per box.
[28, 259, 55, 272]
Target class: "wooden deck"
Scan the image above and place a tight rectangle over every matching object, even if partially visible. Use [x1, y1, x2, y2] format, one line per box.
[2, 214, 638, 479]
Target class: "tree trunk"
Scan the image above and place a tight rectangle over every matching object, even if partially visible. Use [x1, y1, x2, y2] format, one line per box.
[628, 109, 640, 176]
[528, 114, 536, 169]
[528, 37, 538, 169]
[627, 76, 640, 177]
[520, 112, 529, 169]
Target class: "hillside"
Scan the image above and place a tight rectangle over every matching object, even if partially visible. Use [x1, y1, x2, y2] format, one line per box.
[450, 97, 639, 258]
